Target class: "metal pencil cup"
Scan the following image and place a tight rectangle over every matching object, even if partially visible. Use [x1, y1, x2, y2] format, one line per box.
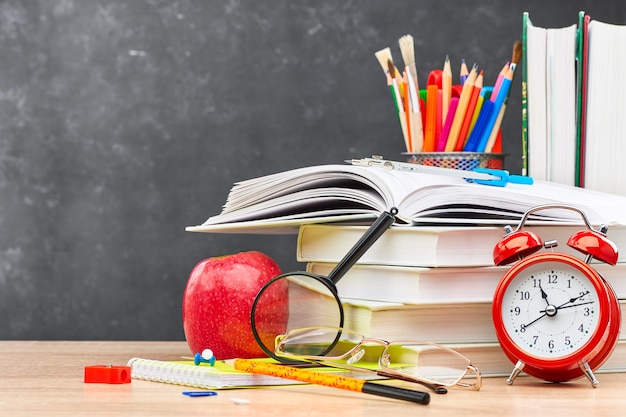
[404, 152, 505, 171]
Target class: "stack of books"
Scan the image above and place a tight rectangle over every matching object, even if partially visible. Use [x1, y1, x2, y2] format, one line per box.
[299, 222, 626, 377]
[187, 161, 626, 378]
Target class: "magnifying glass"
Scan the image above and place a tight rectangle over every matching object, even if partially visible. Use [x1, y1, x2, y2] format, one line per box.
[250, 208, 398, 361]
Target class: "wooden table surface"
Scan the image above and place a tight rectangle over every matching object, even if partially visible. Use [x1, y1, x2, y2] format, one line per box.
[1, 340, 625, 416]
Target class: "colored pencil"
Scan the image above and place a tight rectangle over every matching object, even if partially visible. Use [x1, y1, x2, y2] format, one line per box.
[490, 61, 509, 101]
[442, 55, 452, 123]
[444, 64, 477, 151]
[437, 97, 459, 151]
[229, 359, 430, 405]
[485, 40, 522, 152]
[460, 59, 469, 85]
[423, 83, 439, 152]
[476, 70, 512, 152]
[455, 70, 484, 151]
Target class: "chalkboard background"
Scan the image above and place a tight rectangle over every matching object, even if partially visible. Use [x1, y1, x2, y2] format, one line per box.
[1, 1, 624, 340]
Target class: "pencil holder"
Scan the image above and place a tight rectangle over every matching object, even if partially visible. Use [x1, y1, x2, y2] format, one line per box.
[404, 152, 505, 170]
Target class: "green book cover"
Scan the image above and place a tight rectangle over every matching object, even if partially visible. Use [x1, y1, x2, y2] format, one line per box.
[521, 12, 529, 177]
[574, 11, 589, 187]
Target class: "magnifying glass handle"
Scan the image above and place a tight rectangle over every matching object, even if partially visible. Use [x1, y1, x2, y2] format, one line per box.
[326, 208, 397, 284]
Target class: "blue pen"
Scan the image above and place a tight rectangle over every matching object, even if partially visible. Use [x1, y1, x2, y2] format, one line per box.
[475, 77, 511, 152]
[463, 100, 494, 152]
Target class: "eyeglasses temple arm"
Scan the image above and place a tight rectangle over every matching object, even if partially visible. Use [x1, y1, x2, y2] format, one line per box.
[326, 208, 397, 284]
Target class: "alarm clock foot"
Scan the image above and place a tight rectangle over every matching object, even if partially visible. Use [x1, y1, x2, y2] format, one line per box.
[579, 361, 600, 388]
[506, 360, 525, 385]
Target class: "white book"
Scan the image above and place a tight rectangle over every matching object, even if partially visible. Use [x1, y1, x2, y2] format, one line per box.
[298, 223, 626, 268]
[306, 261, 626, 303]
[524, 13, 578, 185]
[584, 20, 626, 195]
[338, 297, 626, 351]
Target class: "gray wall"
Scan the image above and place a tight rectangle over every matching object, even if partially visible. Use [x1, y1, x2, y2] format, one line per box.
[1, 0, 623, 340]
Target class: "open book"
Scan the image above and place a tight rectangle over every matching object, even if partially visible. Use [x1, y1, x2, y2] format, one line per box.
[186, 163, 626, 233]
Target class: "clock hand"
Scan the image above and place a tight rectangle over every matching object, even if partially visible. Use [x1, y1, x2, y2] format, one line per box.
[555, 291, 591, 309]
[552, 301, 595, 311]
[521, 312, 548, 329]
[538, 282, 550, 305]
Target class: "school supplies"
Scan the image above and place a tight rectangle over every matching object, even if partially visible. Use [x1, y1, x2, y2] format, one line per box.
[374, 36, 517, 158]
[127, 357, 377, 389]
[228, 358, 430, 405]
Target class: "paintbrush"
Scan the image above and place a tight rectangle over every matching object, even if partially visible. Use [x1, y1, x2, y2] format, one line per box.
[388, 59, 411, 152]
[374, 47, 410, 151]
[398, 34, 424, 152]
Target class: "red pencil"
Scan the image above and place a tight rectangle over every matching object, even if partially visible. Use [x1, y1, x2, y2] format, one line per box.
[455, 70, 484, 151]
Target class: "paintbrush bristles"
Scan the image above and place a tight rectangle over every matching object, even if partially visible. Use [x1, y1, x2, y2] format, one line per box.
[398, 34, 415, 67]
[375, 47, 393, 73]
[387, 59, 396, 79]
[511, 40, 522, 70]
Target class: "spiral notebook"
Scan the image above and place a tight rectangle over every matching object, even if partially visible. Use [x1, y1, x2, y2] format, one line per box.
[127, 357, 378, 389]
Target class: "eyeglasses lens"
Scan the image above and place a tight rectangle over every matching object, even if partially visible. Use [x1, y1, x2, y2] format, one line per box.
[278, 327, 471, 386]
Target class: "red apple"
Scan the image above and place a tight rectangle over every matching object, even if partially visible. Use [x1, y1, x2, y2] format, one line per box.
[182, 251, 288, 359]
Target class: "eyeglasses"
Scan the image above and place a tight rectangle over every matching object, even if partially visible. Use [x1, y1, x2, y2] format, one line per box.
[274, 326, 482, 392]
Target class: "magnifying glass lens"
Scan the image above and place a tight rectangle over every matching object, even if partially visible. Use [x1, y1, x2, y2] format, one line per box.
[251, 272, 343, 359]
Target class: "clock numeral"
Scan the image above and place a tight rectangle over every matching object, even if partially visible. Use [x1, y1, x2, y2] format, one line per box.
[519, 291, 531, 301]
[565, 336, 571, 346]
[532, 336, 539, 345]
[514, 306, 521, 315]
[578, 324, 585, 332]
[548, 274, 558, 284]
[584, 307, 591, 316]
[548, 340, 554, 349]
[520, 324, 527, 333]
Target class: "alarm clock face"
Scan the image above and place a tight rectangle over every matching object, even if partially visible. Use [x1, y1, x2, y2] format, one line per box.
[500, 260, 602, 359]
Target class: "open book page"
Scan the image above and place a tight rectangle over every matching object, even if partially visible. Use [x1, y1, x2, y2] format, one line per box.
[402, 178, 626, 226]
[191, 164, 466, 229]
[186, 164, 626, 233]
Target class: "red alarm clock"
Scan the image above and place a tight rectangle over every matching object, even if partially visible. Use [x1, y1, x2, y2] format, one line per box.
[492, 204, 620, 387]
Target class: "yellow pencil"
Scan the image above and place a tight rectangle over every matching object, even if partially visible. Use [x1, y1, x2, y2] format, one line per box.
[442, 55, 452, 123]
[444, 64, 478, 151]
[229, 359, 430, 405]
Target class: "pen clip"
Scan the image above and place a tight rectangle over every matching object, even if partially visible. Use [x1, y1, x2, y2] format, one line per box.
[470, 168, 534, 187]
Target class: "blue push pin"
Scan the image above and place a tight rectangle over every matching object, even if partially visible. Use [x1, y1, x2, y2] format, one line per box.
[193, 348, 216, 366]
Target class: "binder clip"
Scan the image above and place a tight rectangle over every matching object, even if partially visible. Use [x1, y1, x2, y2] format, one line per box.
[84, 364, 132, 384]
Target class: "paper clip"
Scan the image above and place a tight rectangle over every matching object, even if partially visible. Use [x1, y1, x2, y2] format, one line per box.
[183, 391, 218, 397]
[470, 168, 534, 187]
[347, 156, 534, 187]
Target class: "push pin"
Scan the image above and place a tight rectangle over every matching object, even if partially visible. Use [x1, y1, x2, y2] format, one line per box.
[193, 349, 216, 366]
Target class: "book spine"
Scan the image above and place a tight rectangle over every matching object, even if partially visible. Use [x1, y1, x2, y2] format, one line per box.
[521, 12, 529, 176]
